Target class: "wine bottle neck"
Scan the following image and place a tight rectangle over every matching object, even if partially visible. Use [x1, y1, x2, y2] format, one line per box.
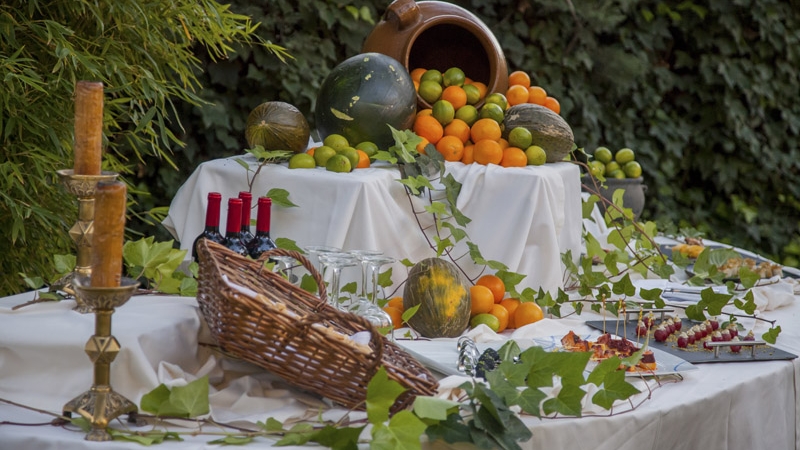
[205, 193, 222, 227]
[225, 198, 243, 236]
[255, 197, 272, 233]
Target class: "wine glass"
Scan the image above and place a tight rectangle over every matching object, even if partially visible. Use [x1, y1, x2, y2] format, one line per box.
[364, 255, 396, 305]
[303, 245, 342, 277]
[318, 252, 357, 310]
[348, 249, 383, 300]
[271, 255, 297, 284]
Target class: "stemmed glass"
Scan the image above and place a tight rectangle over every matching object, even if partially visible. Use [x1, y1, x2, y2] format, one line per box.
[348, 249, 383, 301]
[317, 252, 357, 310]
[349, 255, 397, 340]
[271, 255, 297, 284]
[364, 255, 396, 305]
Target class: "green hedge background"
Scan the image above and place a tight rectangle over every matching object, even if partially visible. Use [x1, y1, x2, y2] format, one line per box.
[2, 0, 799, 296]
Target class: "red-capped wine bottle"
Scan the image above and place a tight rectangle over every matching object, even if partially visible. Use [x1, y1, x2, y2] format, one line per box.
[222, 198, 248, 256]
[192, 192, 224, 261]
[246, 197, 277, 259]
[238, 191, 255, 246]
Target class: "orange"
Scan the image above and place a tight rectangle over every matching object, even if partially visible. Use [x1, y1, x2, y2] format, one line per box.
[469, 81, 488, 99]
[473, 139, 503, 166]
[417, 108, 433, 117]
[387, 296, 404, 310]
[461, 143, 475, 164]
[476, 274, 505, 303]
[441, 85, 468, 110]
[416, 137, 430, 154]
[444, 118, 471, 144]
[413, 80, 419, 92]
[501, 147, 528, 167]
[356, 149, 370, 168]
[470, 285, 495, 316]
[413, 114, 444, 145]
[497, 138, 509, 149]
[410, 67, 427, 83]
[383, 306, 404, 329]
[500, 298, 521, 328]
[506, 84, 530, 107]
[489, 304, 509, 333]
[470, 118, 502, 143]
[515, 302, 544, 328]
[508, 70, 531, 88]
[527, 86, 547, 105]
[307, 147, 317, 158]
[435, 135, 464, 162]
[543, 96, 561, 114]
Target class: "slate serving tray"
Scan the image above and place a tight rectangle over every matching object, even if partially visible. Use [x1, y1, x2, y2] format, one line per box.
[585, 319, 797, 364]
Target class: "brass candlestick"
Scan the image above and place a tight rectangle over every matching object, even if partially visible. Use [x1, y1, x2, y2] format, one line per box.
[57, 169, 118, 312]
[63, 276, 139, 441]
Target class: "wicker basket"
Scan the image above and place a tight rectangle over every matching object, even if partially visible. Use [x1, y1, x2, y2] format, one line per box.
[195, 240, 439, 412]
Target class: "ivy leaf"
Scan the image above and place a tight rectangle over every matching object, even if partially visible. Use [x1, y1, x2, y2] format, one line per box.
[762, 325, 781, 344]
[401, 303, 420, 323]
[366, 366, 406, 424]
[584, 233, 605, 260]
[140, 384, 171, 415]
[275, 237, 303, 252]
[274, 423, 316, 446]
[612, 273, 636, 296]
[141, 376, 209, 418]
[378, 267, 393, 288]
[591, 368, 640, 410]
[264, 188, 296, 208]
[300, 273, 318, 294]
[53, 254, 76, 274]
[207, 435, 253, 445]
[398, 175, 434, 196]
[370, 410, 428, 450]
[441, 222, 468, 243]
[542, 382, 586, 417]
[412, 396, 459, 421]
[308, 424, 364, 450]
[737, 266, 759, 288]
[639, 287, 663, 302]
[387, 124, 421, 164]
[733, 290, 757, 315]
[424, 413, 472, 444]
[697, 288, 734, 316]
[259, 417, 285, 432]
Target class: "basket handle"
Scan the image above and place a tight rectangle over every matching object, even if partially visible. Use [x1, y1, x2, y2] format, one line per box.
[257, 248, 328, 306]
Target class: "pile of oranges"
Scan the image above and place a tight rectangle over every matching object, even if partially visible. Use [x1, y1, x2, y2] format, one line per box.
[468, 274, 544, 333]
[411, 67, 561, 167]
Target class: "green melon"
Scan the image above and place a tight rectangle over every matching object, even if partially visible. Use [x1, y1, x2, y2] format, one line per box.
[403, 258, 470, 338]
[245, 101, 311, 153]
[315, 53, 417, 149]
[502, 103, 575, 163]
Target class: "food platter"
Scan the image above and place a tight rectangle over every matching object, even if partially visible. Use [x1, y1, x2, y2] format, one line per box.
[659, 243, 785, 282]
[585, 319, 797, 364]
[395, 335, 697, 378]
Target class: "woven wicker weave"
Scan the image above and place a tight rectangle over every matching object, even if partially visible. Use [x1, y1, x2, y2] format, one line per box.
[195, 240, 439, 412]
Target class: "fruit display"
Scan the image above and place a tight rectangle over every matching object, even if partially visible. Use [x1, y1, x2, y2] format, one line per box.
[315, 52, 417, 149]
[294, 133, 374, 172]
[410, 67, 570, 167]
[402, 258, 471, 338]
[245, 101, 311, 153]
[466, 274, 544, 333]
[588, 145, 643, 179]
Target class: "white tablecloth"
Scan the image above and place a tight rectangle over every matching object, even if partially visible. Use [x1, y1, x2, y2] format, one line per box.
[1, 284, 798, 449]
[162, 156, 583, 295]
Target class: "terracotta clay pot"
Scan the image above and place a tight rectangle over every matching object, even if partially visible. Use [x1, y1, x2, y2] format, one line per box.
[362, 0, 508, 110]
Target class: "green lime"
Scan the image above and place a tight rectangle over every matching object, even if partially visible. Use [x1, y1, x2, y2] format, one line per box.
[623, 161, 642, 178]
[615, 147, 635, 164]
[455, 105, 479, 126]
[605, 161, 621, 174]
[355, 141, 379, 158]
[288, 153, 316, 169]
[470, 313, 500, 332]
[442, 67, 466, 87]
[323, 134, 350, 151]
[432, 99, 455, 126]
[479, 102, 505, 124]
[338, 146, 360, 169]
[418, 80, 443, 104]
[607, 169, 625, 179]
[594, 146, 613, 164]
[420, 69, 443, 85]
[313, 145, 337, 167]
[462, 84, 481, 105]
[325, 154, 352, 173]
[484, 92, 508, 111]
[589, 160, 606, 177]
[508, 127, 533, 149]
[525, 145, 547, 166]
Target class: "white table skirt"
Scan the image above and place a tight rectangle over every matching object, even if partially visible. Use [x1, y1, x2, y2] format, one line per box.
[1, 285, 798, 449]
[162, 156, 583, 295]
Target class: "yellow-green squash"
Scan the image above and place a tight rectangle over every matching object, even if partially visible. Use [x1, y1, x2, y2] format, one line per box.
[403, 258, 470, 338]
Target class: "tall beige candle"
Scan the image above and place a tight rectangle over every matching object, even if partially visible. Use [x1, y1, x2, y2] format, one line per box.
[73, 81, 104, 175]
[90, 181, 126, 287]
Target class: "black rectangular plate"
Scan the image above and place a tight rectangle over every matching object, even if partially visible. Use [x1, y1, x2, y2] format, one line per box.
[585, 319, 797, 364]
